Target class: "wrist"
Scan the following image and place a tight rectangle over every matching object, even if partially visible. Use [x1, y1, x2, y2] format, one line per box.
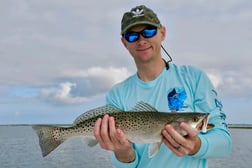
[189, 137, 201, 155]
[114, 147, 135, 163]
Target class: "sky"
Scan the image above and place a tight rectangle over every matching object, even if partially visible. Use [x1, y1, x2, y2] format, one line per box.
[0, 0, 252, 125]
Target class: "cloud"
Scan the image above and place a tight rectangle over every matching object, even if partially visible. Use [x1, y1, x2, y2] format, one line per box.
[62, 66, 131, 85]
[40, 66, 131, 104]
[40, 82, 88, 104]
[206, 69, 252, 98]
[207, 72, 223, 89]
[1, 0, 252, 102]
[221, 70, 252, 97]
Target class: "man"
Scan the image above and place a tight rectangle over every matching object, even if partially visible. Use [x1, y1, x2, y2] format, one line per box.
[94, 5, 232, 168]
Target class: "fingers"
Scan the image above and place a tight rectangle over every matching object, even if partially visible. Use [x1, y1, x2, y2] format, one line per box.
[94, 116, 106, 149]
[94, 117, 102, 144]
[94, 114, 132, 152]
[100, 115, 112, 144]
[108, 116, 123, 145]
[162, 125, 187, 156]
[162, 123, 201, 156]
[162, 125, 178, 146]
[94, 114, 113, 150]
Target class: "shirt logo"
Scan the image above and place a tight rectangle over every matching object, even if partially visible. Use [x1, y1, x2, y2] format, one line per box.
[167, 88, 187, 111]
[132, 8, 144, 18]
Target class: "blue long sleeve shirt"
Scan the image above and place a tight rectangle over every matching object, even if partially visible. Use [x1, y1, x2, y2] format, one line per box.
[106, 64, 232, 168]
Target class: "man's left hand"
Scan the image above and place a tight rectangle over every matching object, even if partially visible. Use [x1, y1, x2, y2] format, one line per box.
[162, 122, 201, 156]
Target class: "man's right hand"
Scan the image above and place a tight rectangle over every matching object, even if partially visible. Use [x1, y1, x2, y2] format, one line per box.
[94, 114, 135, 163]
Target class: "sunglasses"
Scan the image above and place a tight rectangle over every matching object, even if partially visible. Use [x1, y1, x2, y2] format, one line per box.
[123, 26, 158, 43]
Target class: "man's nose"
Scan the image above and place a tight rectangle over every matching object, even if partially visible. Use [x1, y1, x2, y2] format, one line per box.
[137, 34, 147, 44]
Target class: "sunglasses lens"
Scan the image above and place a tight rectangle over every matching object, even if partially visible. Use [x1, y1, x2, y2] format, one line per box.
[142, 28, 157, 38]
[125, 33, 139, 42]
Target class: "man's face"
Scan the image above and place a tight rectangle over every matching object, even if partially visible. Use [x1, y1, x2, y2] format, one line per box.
[121, 24, 166, 64]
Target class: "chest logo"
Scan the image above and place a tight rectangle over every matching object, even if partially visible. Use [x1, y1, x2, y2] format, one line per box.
[167, 88, 187, 111]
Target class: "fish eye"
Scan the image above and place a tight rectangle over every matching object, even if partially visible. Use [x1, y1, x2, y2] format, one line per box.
[193, 117, 199, 122]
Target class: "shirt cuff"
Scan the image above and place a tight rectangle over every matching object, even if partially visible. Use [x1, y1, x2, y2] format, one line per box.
[111, 150, 139, 168]
[190, 133, 208, 158]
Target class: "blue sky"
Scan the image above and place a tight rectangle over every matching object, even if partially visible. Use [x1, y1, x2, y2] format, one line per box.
[0, 0, 252, 124]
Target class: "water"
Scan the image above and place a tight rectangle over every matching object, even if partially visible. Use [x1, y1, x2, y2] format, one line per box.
[0, 126, 251, 168]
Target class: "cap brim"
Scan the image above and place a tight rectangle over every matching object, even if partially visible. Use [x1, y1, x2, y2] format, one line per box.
[121, 21, 161, 35]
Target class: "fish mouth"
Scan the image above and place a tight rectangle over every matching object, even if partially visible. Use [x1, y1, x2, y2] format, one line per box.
[196, 114, 214, 133]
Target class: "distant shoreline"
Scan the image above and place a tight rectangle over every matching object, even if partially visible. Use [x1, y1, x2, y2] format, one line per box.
[228, 124, 252, 129]
[1, 124, 252, 129]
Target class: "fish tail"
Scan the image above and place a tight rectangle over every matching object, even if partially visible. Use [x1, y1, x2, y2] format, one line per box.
[32, 125, 64, 157]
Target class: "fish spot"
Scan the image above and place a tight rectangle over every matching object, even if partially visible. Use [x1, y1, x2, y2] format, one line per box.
[52, 129, 61, 141]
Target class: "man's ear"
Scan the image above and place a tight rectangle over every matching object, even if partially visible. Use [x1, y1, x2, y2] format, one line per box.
[160, 26, 166, 41]
[121, 37, 128, 48]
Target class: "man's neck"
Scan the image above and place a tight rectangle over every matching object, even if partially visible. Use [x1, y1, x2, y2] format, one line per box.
[136, 57, 166, 82]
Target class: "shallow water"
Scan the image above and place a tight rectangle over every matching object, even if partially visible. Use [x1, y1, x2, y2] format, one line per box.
[0, 126, 251, 168]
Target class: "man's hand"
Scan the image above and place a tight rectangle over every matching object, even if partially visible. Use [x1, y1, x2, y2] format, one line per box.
[94, 114, 135, 163]
[162, 122, 201, 156]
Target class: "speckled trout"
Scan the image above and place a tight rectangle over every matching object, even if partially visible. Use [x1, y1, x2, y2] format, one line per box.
[33, 102, 213, 158]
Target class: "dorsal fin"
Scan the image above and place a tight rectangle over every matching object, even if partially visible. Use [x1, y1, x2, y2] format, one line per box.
[130, 101, 158, 112]
[73, 104, 123, 125]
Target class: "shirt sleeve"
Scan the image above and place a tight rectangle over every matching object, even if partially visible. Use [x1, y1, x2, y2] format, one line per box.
[186, 67, 232, 158]
[111, 150, 139, 168]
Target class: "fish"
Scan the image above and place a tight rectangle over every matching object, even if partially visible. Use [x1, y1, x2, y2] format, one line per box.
[32, 102, 214, 158]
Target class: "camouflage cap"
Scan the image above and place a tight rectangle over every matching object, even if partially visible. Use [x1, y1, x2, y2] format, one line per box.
[121, 5, 161, 35]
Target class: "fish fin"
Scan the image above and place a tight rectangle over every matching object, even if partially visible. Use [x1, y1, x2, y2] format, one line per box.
[131, 102, 158, 112]
[83, 137, 98, 147]
[32, 125, 64, 157]
[148, 142, 162, 158]
[74, 104, 123, 125]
